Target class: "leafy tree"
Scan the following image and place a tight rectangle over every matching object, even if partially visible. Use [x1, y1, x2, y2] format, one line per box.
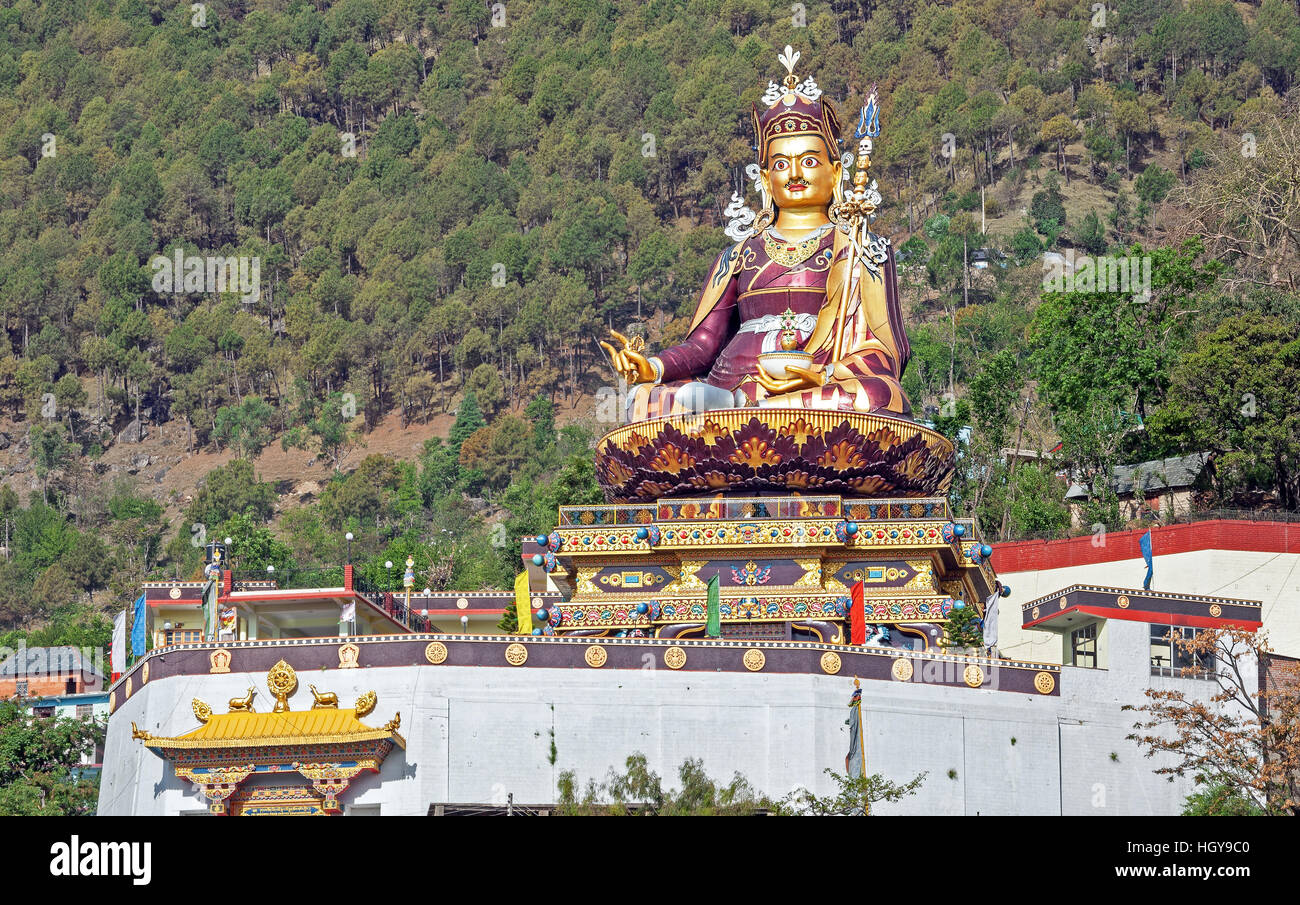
[184, 459, 276, 527]
[216, 511, 293, 574]
[1147, 316, 1300, 508]
[1125, 628, 1300, 816]
[213, 396, 275, 460]
[1075, 210, 1108, 255]
[777, 768, 928, 816]
[0, 700, 101, 816]
[556, 753, 771, 815]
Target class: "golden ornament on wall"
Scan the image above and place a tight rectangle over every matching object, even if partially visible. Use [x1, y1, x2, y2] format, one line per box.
[1034, 671, 1056, 695]
[1116, 595, 1130, 609]
[266, 659, 297, 712]
[820, 651, 842, 674]
[743, 649, 766, 672]
[125, 677, 132, 698]
[585, 645, 608, 668]
[663, 646, 687, 670]
[1031, 606, 1040, 620]
[1209, 604, 1222, 617]
[891, 658, 913, 681]
[209, 649, 231, 674]
[338, 642, 360, 669]
[354, 690, 377, 718]
[963, 664, 985, 688]
[1059, 596, 1067, 610]
[505, 643, 529, 666]
[192, 698, 212, 724]
[142, 661, 149, 684]
[425, 641, 448, 664]
[109, 693, 116, 714]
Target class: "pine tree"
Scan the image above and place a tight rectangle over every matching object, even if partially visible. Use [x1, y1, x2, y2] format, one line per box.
[943, 604, 985, 648]
[450, 390, 485, 455]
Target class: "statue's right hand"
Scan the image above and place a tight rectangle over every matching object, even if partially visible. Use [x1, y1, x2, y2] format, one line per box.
[600, 329, 655, 385]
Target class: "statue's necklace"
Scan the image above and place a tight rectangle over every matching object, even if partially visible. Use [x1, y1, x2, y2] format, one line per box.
[763, 225, 830, 267]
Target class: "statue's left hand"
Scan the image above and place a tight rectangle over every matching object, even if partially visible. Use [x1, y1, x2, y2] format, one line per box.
[755, 364, 826, 395]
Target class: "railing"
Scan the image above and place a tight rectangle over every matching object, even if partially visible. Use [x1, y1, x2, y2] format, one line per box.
[358, 590, 433, 633]
[227, 566, 345, 590]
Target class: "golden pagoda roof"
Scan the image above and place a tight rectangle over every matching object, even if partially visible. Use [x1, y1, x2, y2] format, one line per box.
[136, 661, 404, 751]
[142, 708, 404, 750]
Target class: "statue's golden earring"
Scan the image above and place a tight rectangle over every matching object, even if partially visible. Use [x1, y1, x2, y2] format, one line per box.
[755, 169, 775, 233]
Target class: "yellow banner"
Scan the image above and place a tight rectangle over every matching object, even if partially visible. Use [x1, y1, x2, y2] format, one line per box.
[514, 570, 533, 634]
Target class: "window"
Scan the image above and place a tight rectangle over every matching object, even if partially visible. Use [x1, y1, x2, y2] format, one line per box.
[15, 680, 26, 696]
[164, 629, 203, 645]
[1070, 623, 1098, 668]
[1151, 625, 1216, 678]
[33, 706, 55, 718]
[76, 704, 93, 719]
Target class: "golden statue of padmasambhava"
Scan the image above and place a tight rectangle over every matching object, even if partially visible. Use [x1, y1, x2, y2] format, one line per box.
[602, 46, 911, 422]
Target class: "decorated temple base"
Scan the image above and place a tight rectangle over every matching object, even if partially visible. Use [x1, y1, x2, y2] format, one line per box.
[526, 490, 996, 648]
[99, 628, 1232, 815]
[517, 407, 998, 647]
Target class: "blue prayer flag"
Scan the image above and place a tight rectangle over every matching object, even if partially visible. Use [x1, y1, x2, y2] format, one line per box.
[130, 593, 148, 657]
[1140, 530, 1153, 591]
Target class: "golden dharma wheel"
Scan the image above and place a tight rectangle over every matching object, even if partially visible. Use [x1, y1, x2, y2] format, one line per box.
[743, 649, 766, 672]
[663, 646, 687, 670]
[504, 643, 529, 666]
[584, 645, 608, 668]
[1034, 671, 1056, 695]
[820, 651, 842, 675]
[425, 641, 448, 665]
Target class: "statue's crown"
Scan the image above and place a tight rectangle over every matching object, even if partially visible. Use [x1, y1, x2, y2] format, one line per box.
[751, 46, 842, 167]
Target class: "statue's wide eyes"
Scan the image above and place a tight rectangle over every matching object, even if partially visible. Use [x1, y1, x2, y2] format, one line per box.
[773, 159, 789, 170]
[802, 156, 820, 168]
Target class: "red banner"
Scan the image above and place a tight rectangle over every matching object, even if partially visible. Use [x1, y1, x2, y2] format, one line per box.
[850, 581, 865, 645]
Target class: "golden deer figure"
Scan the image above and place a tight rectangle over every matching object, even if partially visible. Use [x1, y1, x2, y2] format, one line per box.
[309, 684, 338, 709]
[228, 687, 256, 712]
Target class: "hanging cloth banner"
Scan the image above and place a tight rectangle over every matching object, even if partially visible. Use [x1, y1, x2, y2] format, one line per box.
[130, 593, 148, 659]
[1140, 529, 1154, 590]
[514, 570, 533, 634]
[850, 580, 866, 645]
[111, 610, 126, 679]
[705, 574, 721, 638]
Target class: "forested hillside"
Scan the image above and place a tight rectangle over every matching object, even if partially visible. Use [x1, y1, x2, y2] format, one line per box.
[0, 0, 1297, 647]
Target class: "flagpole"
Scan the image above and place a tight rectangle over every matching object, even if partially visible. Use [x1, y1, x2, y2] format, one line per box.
[855, 677, 868, 814]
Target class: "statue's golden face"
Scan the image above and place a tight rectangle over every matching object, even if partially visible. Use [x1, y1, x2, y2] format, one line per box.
[761, 135, 841, 212]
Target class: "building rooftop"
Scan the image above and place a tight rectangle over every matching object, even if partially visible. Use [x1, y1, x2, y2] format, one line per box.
[1065, 452, 1208, 500]
[0, 646, 103, 678]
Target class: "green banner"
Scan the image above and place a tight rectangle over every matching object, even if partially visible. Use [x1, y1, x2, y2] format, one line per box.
[705, 574, 721, 638]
